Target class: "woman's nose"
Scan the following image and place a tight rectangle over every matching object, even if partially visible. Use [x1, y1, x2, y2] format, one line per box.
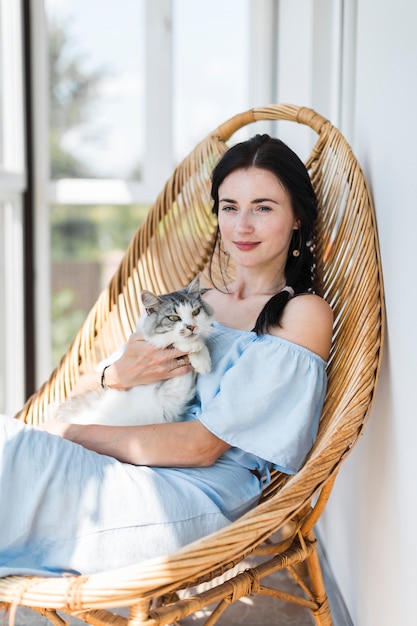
[235, 211, 254, 232]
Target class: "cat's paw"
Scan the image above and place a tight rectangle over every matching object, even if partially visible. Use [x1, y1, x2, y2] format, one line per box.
[189, 352, 211, 375]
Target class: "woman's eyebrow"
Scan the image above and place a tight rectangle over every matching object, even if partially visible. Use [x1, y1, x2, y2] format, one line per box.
[219, 197, 279, 204]
[251, 197, 279, 204]
[219, 197, 238, 203]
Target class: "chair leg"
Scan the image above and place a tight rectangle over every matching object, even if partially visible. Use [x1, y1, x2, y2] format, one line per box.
[129, 599, 152, 624]
[304, 529, 333, 626]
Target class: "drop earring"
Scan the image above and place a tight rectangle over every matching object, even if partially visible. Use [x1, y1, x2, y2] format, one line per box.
[292, 230, 301, 257]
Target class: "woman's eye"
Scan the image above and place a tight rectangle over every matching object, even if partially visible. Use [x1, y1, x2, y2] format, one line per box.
[258, 205, 272, 212]
[192, 307, 201, 317]
[221, 205, 237, 212]
[168, 315, 181, 322]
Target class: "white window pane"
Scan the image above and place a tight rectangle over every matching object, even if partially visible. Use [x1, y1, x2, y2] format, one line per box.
[46, 0, 146, 180]
[173, 0, 250, 161]
[0, 4, 3, 167]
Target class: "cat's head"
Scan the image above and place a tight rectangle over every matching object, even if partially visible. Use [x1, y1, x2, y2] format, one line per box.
[139, 276, 214, 346]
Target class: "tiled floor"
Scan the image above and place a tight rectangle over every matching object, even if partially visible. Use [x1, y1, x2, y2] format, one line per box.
[0, 541, 352, 625]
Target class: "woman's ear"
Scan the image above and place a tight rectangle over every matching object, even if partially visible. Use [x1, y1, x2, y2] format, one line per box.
[293, 219, 301, 230]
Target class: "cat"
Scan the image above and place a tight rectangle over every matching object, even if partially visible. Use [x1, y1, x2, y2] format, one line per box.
[54, 276, 214, 426]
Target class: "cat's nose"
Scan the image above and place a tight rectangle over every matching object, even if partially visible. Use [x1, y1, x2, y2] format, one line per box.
[187, 325, 196, 332]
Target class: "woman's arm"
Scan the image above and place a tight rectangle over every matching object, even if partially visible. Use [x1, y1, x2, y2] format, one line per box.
[38, 419, 230, 467]
[71, 332, 193, 397]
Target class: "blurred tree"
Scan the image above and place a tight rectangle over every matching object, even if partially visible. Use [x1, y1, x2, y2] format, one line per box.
[51, 288, 87, 365]
[48, 17, 106, 178]
[47, 14, 149, 366]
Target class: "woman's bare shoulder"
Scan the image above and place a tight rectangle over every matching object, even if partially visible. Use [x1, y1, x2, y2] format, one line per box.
[291, 293, 333, 318]
[269, 293, 333, 360]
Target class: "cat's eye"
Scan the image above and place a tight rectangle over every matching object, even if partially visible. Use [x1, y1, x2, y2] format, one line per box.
[168, 315, 181, 322]
[192, 307, 201, 317]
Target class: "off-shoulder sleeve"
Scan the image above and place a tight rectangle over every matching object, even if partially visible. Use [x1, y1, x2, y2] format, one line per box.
[197, 334, 327, 474]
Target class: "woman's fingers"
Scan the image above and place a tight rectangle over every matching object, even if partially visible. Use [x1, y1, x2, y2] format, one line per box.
[112, 333, 193, 386]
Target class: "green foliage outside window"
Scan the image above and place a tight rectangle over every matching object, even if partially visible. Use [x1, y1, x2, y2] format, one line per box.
[50, 204, 149, 261]
[50, 203, 149, 366]
[48, 16, 148, 365]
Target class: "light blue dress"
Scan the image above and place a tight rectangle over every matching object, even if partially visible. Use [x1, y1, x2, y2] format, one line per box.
[0, 323, 327, 577]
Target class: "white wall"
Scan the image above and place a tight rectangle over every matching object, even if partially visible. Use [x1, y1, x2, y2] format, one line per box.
[316, 1, 417, 624]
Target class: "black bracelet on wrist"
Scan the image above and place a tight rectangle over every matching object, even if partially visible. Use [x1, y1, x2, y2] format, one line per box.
[100, 365, 112, 390]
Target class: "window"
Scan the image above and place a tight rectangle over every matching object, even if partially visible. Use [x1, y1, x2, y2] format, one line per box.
[43, 0, 252, 372]
[45, 0, 150, 367]
[0, 0, 25, 414]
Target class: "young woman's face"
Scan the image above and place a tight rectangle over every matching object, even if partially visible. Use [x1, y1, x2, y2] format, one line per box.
[217, 167, 299, 273]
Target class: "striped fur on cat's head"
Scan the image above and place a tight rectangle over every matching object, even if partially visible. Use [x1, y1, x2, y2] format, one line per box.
[138, 276, 214, 348]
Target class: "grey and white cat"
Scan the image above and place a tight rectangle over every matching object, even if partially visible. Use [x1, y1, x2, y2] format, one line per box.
[54, 276, 214, 426]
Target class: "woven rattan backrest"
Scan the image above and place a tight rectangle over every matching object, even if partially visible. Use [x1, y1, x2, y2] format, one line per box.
[18, 103, 385, 524]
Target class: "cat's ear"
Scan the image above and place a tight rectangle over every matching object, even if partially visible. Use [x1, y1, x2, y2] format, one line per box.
[141, 290, 162, 314]
[187, 275, 201, 294]
[187, 274, 211, 296]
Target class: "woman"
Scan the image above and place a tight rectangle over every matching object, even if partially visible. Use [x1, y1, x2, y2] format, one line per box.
[0, 135, 333, 576]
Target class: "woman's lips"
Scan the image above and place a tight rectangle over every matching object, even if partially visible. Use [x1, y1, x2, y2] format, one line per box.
[233, 241, 260, 251]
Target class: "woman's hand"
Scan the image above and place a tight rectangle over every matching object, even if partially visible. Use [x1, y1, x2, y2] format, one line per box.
[105, 332, 193, 390]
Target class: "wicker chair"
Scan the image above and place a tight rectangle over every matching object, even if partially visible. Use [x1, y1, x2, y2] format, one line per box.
[0, 104, 384, 626]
